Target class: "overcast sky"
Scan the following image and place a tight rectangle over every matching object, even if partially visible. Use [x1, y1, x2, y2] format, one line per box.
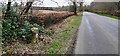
[0, 0, 119, 7]
[0, 0, 94, 7]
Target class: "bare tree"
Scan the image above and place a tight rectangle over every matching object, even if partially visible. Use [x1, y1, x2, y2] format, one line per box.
[51, 0, 60, 7]
[21, 0, 59, 15]
[6, 0, 11, 12]
[73, 1, 77, 15]
[4, 0, 12, 18]
[6, 0, 15, 12]
[79, 2, 83, 11]
[21, 0, 34, 15]
[69, 0, 77, 15]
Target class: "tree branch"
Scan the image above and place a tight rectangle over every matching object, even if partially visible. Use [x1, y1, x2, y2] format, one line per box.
[50, 0, 60, 7]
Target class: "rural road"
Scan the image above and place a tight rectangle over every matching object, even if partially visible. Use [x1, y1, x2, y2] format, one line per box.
[74, 12, 118, 54]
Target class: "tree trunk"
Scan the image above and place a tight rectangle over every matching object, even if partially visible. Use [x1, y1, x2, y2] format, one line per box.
[5, 1, 11, 18]
[21, 2, 33, 15]
[73, 2, 77, 15]
[6, 2, 11, 11]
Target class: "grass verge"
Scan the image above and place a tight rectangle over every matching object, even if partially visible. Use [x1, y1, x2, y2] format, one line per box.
[47, 13, 82, 54]
[97, 13, 120, 20]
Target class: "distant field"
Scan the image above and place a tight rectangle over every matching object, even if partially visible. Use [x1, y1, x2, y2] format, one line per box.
[32, 10, 74, 15]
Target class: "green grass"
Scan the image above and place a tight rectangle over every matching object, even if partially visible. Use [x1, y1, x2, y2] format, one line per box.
[97, 13, 120, 20]
[47, 13, 82, 54]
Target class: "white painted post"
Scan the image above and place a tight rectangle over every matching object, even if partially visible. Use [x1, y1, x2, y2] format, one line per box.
[31, 27, 38, 43]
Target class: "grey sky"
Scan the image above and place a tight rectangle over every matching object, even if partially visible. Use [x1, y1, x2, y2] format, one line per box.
[0, 0, 119, 7]
[0, 0, 93, 7]
[93, 0, 120, 2]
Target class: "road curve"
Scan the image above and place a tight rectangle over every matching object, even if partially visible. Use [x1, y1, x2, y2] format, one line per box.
[74, 12, 118, 54]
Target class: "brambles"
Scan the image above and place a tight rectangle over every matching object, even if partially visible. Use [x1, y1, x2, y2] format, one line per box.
[2, 8, 76, 54]
[3, 19, 45, 43]
[2, 11, 45, 44]
[2, 11, 20, 43]
[32, 10, 74, 27]
[2, 9, 74, 44]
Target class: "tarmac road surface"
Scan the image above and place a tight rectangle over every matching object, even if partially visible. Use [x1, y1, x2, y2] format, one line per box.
[74, 12, 118, 54]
